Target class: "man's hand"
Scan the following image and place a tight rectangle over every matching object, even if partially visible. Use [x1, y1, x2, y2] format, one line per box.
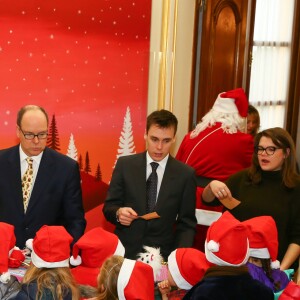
[117, 207, 138, 226]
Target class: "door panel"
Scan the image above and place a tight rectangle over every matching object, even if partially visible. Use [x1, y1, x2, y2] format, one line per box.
[195, 0, 249, 123]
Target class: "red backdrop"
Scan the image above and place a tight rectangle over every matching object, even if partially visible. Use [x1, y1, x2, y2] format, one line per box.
[0, 0, 152, 229]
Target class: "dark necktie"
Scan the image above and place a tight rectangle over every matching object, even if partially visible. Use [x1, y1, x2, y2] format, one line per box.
[146, 162, 159, 213]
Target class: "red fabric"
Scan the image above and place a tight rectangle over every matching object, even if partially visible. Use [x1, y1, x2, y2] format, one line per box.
[220, 88, 248, 117]
[71, 266, 100, 287]
[176, 124, 253, 182]
[168, 289, 188, 299]
[8, 249, 25, 268]
[279, 281, 300, 299]
[176, 124, 253, 251]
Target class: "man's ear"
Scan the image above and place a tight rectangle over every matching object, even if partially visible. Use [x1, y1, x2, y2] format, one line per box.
[16, 125, 20, 138]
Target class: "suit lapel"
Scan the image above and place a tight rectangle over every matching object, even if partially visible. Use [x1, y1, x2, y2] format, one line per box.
[26, 148, 54, 213]
[134, 153, 148, 213]
[155, 156, 176, 210]
[7, 146, 24, 214]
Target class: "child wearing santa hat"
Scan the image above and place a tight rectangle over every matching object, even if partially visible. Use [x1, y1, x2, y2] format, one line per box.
[243, 216, 290, 293]
[184, 211, 274, 300]
[0, 222, 25, 299]
[92, 255, 154, 300]
[70, 227, 125, 288]
[157, 248, 211, 299]
[15, 225, 80, 300]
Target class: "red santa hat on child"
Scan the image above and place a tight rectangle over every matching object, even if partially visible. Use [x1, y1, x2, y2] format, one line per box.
[168, 248, 211, 290]
[212, 88, 248, 117]
[278, 281, 300, 300]
[243, 216, 280, 269]
[70, 227, 125, 287]
[117, 259, 155, 300]
[26, 225, 73, 268]
[205, 211, 250, 266]
[0, 222, 21, 283]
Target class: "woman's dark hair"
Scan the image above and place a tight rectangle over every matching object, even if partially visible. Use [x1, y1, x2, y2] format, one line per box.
[261, 258, 281, 291]
[248, 127, 300, 187]
[247, 105, 260, 136]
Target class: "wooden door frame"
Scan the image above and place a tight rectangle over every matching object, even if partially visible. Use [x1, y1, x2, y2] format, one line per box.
[286, 0, 300, 143]
[190, 0, 300, 143]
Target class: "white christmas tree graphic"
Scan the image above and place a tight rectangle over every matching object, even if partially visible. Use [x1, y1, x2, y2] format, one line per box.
[114, 106, 136, 167]
[66, 133, 78, 161]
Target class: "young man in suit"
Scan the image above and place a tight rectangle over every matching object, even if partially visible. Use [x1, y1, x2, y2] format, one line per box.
[0, 105, 86, 248]
[103, 109, 197, 260]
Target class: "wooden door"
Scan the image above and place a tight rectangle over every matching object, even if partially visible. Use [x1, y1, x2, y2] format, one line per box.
[192, 0, 249, 126]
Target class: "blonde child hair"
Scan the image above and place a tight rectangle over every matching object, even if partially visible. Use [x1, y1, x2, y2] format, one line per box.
[95, 255, 124, 300]
[22, 264, 80, 300]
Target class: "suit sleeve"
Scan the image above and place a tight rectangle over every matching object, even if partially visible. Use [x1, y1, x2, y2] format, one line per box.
[103, 158, 125, 224]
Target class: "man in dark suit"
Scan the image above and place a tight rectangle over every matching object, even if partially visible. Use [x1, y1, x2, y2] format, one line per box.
[103, 109, 197, 260]
[0, 105, 86, 248]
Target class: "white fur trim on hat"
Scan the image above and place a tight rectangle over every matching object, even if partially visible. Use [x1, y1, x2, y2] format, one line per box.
[168, 250, 192, 290]
[212, 94, 238, 114]
[70, 255, 82, 266]
[117, 259, 135, 300]
[207, 240, 219, 252]
[249, 247, 270, 259]
[31, 248, 70, 269]
[26, 239, 33, 250]
[271, 260, 280, 269]
[114, 240, 125, 257]
[0, 272, 11, 284]
[205, 240, 250, 267]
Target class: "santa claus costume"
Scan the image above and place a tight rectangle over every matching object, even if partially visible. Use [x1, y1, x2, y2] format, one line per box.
[176, 88, 254, 250]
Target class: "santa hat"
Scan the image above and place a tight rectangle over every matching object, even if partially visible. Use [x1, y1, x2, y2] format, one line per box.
[70, 227, 125, 286]
[278, 281, 300, 300]
[168, 248, 211, 290]
[243, 216, 280, 269]
[191, 88, 248, 137]
[0, 222, 17, 283]
[117, 259, 155, 300]
[205, 211, 250, 266]
[213, 88, 248, 117]
[26, 225, 73, 268]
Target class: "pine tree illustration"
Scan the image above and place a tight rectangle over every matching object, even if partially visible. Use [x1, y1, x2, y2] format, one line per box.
[114, 106, 136, 167]
[84, 151, 91, 173]
[95, 163, 102, 181]
[78, 154, 83, 170]
[66, 133, 78, 161]
[46, 114, 61, 151]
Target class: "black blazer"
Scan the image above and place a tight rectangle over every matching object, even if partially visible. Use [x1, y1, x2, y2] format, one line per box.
[103, 152, 197, 259]
[0, 145, 86, 248]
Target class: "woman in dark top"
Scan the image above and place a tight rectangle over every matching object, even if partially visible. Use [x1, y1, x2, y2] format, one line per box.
[202, 127, 300, 270]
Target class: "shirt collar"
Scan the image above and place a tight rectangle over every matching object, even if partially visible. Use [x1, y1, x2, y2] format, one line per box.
[146, 152, 169, 169]
[19, 145, 43, 164]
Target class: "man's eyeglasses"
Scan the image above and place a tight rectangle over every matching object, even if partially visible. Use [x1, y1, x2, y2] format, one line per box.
[255, 146, 281, 156]
[19, 128, 48, 140]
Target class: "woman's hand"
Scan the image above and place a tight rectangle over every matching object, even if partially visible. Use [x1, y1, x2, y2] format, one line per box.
[209, 180, 232, 200]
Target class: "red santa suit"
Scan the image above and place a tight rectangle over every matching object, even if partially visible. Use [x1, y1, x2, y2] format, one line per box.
[176, 88, 254, 250]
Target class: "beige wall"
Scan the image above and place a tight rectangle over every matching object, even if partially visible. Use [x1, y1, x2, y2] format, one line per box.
[147, 0, 196, 155]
